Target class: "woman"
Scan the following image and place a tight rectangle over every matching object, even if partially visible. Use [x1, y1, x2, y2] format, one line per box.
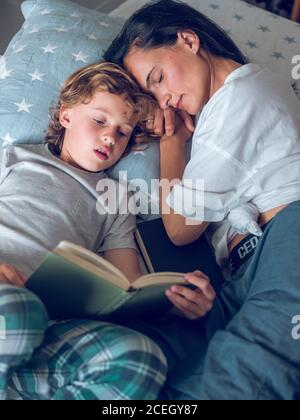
[104, 0, 300, 400]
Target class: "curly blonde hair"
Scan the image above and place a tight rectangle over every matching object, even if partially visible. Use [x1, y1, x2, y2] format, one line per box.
[46, 61, 156, 155]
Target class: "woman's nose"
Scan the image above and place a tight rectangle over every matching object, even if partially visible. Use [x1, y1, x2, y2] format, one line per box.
[159, 94, 171, 110]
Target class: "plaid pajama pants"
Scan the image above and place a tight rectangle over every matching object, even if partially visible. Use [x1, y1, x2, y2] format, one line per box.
[0, 284, 167, 400]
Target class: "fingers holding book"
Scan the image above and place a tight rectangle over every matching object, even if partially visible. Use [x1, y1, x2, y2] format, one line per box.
[166, 270, 216, 321]
[0, 263, 27, 287]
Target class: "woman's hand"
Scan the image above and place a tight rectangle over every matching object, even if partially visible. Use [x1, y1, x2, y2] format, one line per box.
[166, 271, 216, 320]
[0, 264, 26, 287]
[147, 107, 195, 138]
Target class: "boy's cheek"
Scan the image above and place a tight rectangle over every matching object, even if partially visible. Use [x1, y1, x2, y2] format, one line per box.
[111, 150, 123, 164]
[116, 144, 130, 159]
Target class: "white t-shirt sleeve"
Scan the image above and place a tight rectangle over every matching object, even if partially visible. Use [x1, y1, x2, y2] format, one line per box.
[166, 64, 300, 238]
[166, 79, 256, 224]
[98, 211, 137, 253]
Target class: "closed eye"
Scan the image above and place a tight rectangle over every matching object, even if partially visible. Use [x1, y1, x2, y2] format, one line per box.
[94, 119, 104, 126]
[119, 131, 130, 137]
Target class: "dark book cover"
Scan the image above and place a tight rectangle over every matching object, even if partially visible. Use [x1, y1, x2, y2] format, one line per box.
[135, 218, 224, 293]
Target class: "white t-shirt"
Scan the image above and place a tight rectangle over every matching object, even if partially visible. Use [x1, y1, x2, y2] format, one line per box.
[167, 64, 300, 267]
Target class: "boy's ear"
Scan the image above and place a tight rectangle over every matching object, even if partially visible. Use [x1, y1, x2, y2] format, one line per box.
[59, 105, 72, 128]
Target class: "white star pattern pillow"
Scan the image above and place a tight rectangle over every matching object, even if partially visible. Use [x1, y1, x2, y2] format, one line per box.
[0, 0, 161, 220]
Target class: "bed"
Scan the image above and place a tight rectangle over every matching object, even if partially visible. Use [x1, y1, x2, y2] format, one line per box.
[0, 0, 299, 216]
[0, 0, 299, 399]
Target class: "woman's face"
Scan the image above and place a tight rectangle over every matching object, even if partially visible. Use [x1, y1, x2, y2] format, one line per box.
[124, 31, 212, 115]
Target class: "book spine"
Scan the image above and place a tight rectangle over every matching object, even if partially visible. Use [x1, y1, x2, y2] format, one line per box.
[134, 229, 155, 273]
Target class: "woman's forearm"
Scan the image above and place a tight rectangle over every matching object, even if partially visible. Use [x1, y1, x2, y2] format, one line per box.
[159, 136, 208, 245]
[158, 109, 193, 212]
[159, 136, 186, 193]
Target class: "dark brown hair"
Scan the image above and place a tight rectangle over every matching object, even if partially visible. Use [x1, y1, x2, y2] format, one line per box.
[104, 0, 247, 66]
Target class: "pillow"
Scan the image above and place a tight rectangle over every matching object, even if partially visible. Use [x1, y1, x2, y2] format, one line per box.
[110, 0, 300, 99]
[0, 0, 160, 219]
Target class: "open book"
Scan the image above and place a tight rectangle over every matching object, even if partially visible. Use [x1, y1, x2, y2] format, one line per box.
[135, 218, 223, 293]
[26, 241, 190, 320]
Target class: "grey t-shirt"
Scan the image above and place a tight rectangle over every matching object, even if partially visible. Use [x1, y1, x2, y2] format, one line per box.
[0, 144, 136, 278]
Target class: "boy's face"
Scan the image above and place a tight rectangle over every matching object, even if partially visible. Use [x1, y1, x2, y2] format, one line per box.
[59, 91, 137, 172]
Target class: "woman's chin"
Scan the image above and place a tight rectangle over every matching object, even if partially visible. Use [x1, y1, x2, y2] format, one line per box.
[188, 107, 199, 116]
[183, 102, 199, 116]
[190, 103, 205, 115]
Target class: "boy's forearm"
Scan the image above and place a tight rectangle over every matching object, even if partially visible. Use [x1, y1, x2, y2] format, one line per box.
[104, 248, 142, 284]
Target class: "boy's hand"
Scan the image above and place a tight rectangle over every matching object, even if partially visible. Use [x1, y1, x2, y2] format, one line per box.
[147, 107, 194, 138]
[166, 271, 216, 320]
[0, 264, 26, 287]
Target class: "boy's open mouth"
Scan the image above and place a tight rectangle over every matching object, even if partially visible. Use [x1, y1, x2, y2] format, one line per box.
[94, 147, 110, 161]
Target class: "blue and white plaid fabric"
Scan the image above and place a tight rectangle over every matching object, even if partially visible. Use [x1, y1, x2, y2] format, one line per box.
[0, 284, 167, 400]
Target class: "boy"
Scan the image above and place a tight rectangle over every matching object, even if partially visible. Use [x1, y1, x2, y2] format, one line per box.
[0, 62, 167, 400]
